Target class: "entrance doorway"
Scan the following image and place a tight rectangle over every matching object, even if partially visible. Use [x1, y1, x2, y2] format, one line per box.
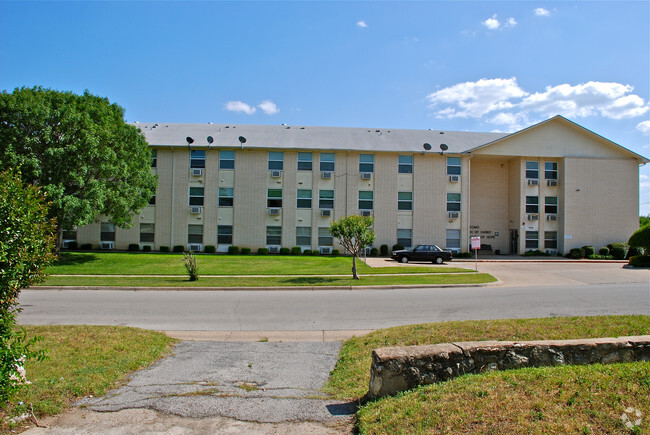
[510, 230, 519, 254]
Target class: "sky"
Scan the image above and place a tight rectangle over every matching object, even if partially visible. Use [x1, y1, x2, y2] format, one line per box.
[1, 1, 649, 214]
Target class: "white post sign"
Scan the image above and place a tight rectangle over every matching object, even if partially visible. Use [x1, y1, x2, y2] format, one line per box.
[471, 236, 481, 271]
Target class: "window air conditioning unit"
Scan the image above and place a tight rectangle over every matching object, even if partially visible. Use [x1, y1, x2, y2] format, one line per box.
[527, 179, 539, 186]
[191, 168, 203, 177]
[268, 208, 280, 216]
[449, 175, 460, 183]
[319, 246, 332, 254]
[546, 214, 557, 221]
[361, 172, 372, 180]
[547, 180, 558, 187]
[271, 170, 282, 178]
[190, 206, 202, 214]
[321, 171, 332, 179]
[361, 210, 371, 217]
[527, 214, 539, 221]
[448, 212, 460, 219]
[188, 244, 202, 252]
[320, 209, 331, 217]
[100, 242, 114, 250]
[268, 246, 280, 254]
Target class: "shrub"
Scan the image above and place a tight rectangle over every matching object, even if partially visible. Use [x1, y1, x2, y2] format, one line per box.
[455, 252, 473, 258]
[392, 243, 404, 252]
[159, 245, 170, 253]
[80, 243, 92, 250]
[588, 254, 614, 260]
[173, 245, 185, 253]
[291, 247, 302, 255]
[607, 242, 628, 260]
[66, 241, 78, 250]
[128, 243, 140, 252]
[598, 246, 610, 255]
[280, 247, 290, 255]
[332, 249, 340, 256]
[241, 247, 251, 255]
[228, 246, 239, 255]
[204, 245, 216, 253]
[182, 251, 199, 281]
[257, 248, 269, 255]
[628, 224, 650, 253]
[311, 249, 320, 255]
[627, 247, 645, 258]
[142, 245, 152, 252]
[569, 248, 585, 259]
[582, 246, 595, 257]
[370, 247, 378, 256]
[380, 244, 389, 256]
[524, 249, 549, 256]
[628, 255, 650, 267]
[303, 249, 312, 255]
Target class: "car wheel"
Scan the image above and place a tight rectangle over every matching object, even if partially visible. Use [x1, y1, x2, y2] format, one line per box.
[400, 256, 409, 263]
[435, 257, 443, 264]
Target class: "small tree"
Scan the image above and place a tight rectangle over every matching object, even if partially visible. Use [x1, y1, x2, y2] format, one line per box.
[329, 215, 376, 280]
[628, 224, 650, 254]
[0, 170, 55, 406]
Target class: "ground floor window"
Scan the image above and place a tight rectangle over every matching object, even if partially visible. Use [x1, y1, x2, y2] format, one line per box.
[296, 226, 311, 246]
[140, 223, 155, 243]
[318, 227, 333, 246]
[188, 224, 203, 244]
[62, 228, 77, 242]
[525, 231, 538, 250]
[397, 229, 412, 248]
[100, 222, 115, 241]
[218, 225, 232, 244]
[544, 231, 557, 250]
[446, 229, 461, 251]
[267, 226, 281, 245]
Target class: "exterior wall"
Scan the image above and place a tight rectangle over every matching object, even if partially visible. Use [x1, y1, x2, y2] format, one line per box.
[374, 154, 398, 248]
[412, 153, 446, 246]
[234, 149, 267, 248]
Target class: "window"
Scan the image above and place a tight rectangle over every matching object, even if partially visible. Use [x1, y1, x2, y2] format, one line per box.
[100, 222, 115, 242]
[297, 189, 312, 208]
[545, 231, 558, 249]
[140, 223, 155, 243]
[397, 229, 412, 248]
[446, 229, 461, 251]
[219, 188, 234, 207]
[62, 228, 77, 241]
[266, 226, 282, 245]
[398, 155, 413, 174]
[318, 227, 333, 246]
[150, 149, 157, 168]
[219, 150, 235, 169]
[320, 153, 335, 171]
[267, 189, 283, 207]
[148, 195, 156, 206]
[447, 157, 461, 175]
[525, 231, 539, 250]
[545, 196, 558, 214]
[188, 224, 203, 244]
[359, 154, 374, 173]
[446, 193, 461, 212]
[190, 150, 206, 168]
[545, 162, 558, 179]
[189, 187, 204, 206]
[297, 152, 312, 171]
[398, 192, 413, 211]
[526, 161, 539, 179]
[359, 191, 374, 210]
[319, 190, 334, 209]
[217, 225, 232, 244]
[296, 227, 311, 246]
[268, 152, 284, 170]
[526, 196, 539, 214]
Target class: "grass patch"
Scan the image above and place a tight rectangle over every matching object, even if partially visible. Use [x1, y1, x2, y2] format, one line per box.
[324, 315, 650, 400]
[1, 325, 176, 429]
[40, 273, 495, 287]
[45, 252, 472, 276]
[237, 382, 260, 392]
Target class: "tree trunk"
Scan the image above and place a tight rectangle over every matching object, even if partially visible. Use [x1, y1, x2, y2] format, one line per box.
[352, 254, 360, 279]
[54, 222, 62, 257]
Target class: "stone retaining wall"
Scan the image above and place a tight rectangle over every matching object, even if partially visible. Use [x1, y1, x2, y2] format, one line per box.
[367, 335, 650, 399]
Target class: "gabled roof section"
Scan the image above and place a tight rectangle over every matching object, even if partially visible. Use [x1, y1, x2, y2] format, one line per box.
[466, 115, 649, 164]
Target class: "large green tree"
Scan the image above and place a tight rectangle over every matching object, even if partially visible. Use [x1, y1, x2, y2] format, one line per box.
[329, 215, 376, 279]
[0, 86, 157, 253]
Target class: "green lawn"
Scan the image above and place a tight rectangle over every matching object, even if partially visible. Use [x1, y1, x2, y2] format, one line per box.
[324, 315, 650, 434]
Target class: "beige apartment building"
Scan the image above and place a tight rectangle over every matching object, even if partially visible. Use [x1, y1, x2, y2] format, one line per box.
[70, 115, 647, 255]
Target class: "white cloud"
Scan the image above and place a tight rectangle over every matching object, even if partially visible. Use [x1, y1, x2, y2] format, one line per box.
[225, 101, 256, 115]
[637, 120, 650, 136]
[426, 78, 650, 131]
[505, 17, 517, 28]
[258, 100, 279, 115]
[357, 20, 367, 28]
[534, 8, 551, 16]
[482, 14, 517, 30]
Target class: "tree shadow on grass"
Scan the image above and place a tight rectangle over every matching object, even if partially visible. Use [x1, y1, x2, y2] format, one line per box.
[281, 277, 344, 285]
[53, 252, 97, 266]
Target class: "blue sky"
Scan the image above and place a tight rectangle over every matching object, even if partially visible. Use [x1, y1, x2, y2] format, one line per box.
[1, 1, 649, 214]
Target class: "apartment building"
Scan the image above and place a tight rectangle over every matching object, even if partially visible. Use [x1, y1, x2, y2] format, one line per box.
[69, 115, 647, 255]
